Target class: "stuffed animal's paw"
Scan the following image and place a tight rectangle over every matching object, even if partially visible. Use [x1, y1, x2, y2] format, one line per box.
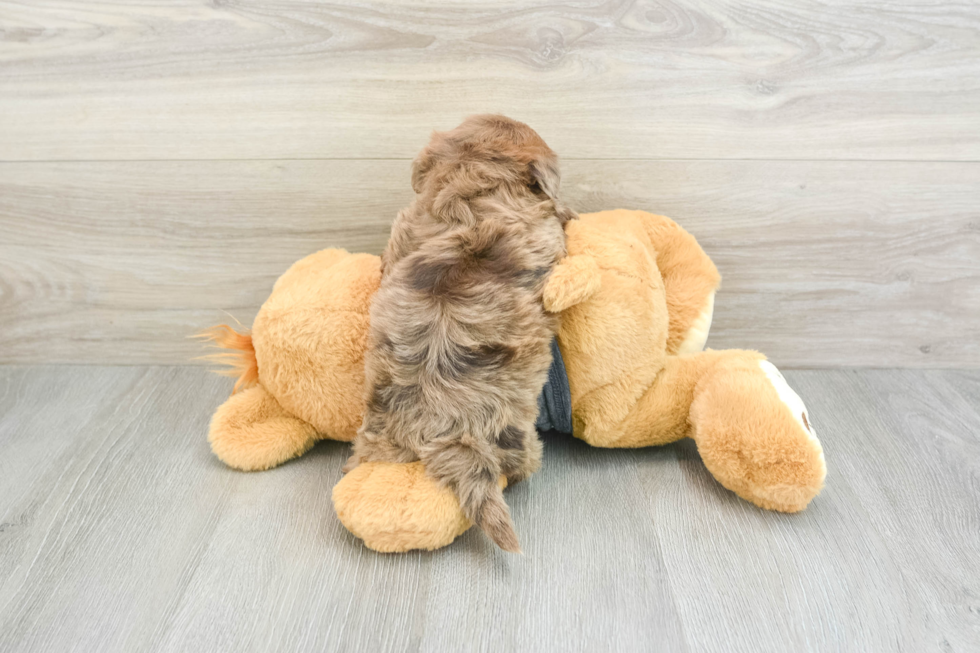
[209, 385, 318, 471]
[332, 461, 473, 552]
[691, 357, 827, 513]
[543, 255, 601, 313]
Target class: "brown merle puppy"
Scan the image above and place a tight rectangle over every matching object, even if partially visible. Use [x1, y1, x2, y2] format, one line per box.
[344, 115, 575, 552]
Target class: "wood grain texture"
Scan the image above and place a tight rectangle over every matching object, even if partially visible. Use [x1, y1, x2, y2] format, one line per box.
[0, 365, 978, 652]
[1, 0, 979, 161]
[2, 1, 976, 649]
[2, 159, 978, 366]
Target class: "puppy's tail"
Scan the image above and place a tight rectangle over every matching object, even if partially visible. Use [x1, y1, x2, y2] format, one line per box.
[422, 438, 520, 553]
[192, 324, 259, 394]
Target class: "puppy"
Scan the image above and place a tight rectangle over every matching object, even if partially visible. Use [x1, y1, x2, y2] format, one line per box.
[344, 115, 575, 552]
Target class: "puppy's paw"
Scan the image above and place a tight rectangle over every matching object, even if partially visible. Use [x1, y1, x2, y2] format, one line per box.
[543, 255, 601, 313]
[341, 454, 362, 474]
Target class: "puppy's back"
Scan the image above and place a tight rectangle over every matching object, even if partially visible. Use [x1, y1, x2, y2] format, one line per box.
[367, 214, 563, 551]
[356, 115, 573, 552]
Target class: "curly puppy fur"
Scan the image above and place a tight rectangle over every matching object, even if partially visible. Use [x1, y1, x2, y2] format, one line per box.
[345, 115, 575, 552]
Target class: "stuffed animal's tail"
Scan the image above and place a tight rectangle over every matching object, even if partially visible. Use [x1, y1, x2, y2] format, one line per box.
[193, 324, 259, 393]
[422, 439, 520, 553]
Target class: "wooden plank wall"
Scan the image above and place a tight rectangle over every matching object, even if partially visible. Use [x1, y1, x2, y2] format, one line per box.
[1, 0, 978, 367]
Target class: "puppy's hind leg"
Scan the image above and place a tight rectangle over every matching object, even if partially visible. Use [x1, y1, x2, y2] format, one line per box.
[343, 427, 418, 473]
[497, 424, 543, 485]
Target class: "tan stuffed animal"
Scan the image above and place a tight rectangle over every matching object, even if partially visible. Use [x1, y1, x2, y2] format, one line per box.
[203, 210, 826, 552]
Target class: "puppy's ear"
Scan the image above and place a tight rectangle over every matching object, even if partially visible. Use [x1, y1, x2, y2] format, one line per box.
[530, 158, 577, 224]
[528, 159, 561, 201]
[411, 142, 436, 194]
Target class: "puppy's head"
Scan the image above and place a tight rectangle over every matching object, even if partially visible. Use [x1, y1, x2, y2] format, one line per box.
[411, 114, 576, 225]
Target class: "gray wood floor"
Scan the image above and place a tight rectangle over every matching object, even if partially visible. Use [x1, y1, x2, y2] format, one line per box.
[0, 365, 977, 652]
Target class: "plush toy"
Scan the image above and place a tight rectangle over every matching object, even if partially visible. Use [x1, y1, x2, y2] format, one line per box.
[202, 210, 826, 552]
